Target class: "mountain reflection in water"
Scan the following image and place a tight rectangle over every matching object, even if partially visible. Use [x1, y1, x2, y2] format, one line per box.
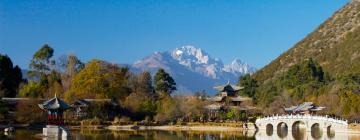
[258, 128, 348, 140]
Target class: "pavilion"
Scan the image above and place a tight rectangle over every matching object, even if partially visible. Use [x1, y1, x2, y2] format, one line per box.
[284, 102, 325, 115]
[38, 94, 71, 137]
[205, 81, 255, 119]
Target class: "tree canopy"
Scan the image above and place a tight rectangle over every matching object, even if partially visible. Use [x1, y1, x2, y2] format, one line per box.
[283, 58, 325, 88]
[29, 44, 55, 76]
[238, 74, 258, 98]
[0, 54, 23, 97]
[66, 60, 130, 100]
[154, 69, 176, 95]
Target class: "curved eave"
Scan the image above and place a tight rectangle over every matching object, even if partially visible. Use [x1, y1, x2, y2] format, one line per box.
[213, 84, 244, 92]
[38, 97, 72, 110]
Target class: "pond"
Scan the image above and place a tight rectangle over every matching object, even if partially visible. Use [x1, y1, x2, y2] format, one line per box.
[2, 129, 360, 140]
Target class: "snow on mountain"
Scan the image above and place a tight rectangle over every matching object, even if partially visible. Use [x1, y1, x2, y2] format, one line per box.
[131, 46, 256, 94]
[223, 59, 256, 76]
[171, 46, 224, 79]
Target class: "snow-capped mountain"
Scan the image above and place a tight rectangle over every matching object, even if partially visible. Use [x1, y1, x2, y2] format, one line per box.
[223, 59, 256, 76]
[171, 46, 225, 79]
[132, 46, 256, 94]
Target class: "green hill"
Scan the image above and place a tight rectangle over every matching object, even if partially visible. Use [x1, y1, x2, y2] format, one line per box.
[254, 1, 360, 84]
[250, 1, 360, 120]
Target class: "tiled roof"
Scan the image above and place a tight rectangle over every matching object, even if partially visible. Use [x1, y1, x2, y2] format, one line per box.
[213, 81, 244, 92]
[284, 102, 325, 113]
[38, 96, 71, 110]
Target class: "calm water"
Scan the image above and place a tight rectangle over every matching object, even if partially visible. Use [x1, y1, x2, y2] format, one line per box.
[2, 129, 360, 140]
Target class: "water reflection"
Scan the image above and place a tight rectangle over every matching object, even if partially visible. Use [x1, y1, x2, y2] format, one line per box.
[4, 129, 360, 140]
[256, 126, 357, 140]
[71, 130, 256, 140]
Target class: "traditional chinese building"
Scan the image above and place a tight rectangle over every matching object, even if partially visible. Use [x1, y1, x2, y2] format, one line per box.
[205, 81, 254, 119]
[284, 102, 325, 115]
[38, 94, 71, 137]
[71, 99, 116, 120]
[72, 99, 90, 119]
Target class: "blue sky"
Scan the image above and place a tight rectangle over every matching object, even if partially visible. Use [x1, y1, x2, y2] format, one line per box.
[0, 0, 349, 69]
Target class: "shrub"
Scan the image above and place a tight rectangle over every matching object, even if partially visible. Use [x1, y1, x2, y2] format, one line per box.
[81, 117, 102, 126]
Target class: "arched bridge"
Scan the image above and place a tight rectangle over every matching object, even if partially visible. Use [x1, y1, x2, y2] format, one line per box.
[255, 114, 348, 133]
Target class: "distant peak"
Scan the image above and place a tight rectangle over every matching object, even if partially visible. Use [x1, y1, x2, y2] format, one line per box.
[171, 45, 210, 64]
[231, 58, 243, 64]
[223, 58, 255, 74]
[182, 45, 197, 49]
[175, 45, 205, 56]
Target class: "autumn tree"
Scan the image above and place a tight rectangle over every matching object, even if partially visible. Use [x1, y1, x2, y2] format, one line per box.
[155, 95, 179, 123]
[66, 60, 130, 101]
[46, 70, 63, 98]
[136, 72, 154, 95]
[58, 54, 84, 92]
[129, 71, 155, 98]
[175, 96, 206, 122]
[58, 54, 84, 78]
[19, 81, 45, 98]
[154, 69, 176, 95]
[124, 71, 157, 120]
[123, 92, 157, 120]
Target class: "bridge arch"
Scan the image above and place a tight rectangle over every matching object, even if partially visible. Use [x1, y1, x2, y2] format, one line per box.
[266, 124, 273, 136]
[292, 121, 306, 131]
[255, 115, 348, 134]
[277, 122, 288, 138]
[327, 125, 335, 138]
[292, 121, 306, 140]
[311, 123, 322, 139]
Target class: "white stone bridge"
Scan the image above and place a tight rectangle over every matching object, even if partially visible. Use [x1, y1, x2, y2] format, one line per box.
[255, 114, 348, 133]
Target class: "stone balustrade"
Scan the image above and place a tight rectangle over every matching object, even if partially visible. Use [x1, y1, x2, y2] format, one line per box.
[255, 114, 348, 132]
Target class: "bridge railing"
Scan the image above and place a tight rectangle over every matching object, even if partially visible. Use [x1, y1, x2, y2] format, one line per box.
[255, 114, 348, 125]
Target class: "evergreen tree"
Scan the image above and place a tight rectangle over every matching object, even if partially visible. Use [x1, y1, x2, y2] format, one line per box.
[0, 54, 23, 97]
[154, 69, 176, 95]
[284, 58, 325, 88]
[238, 74, 258, 97]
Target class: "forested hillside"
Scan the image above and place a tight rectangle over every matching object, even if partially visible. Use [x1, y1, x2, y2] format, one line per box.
[254, 2, 360, 83]
[247, 1, 360, 120]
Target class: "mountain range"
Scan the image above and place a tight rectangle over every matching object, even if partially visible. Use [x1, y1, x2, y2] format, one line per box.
[130, 46, 256, 94]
